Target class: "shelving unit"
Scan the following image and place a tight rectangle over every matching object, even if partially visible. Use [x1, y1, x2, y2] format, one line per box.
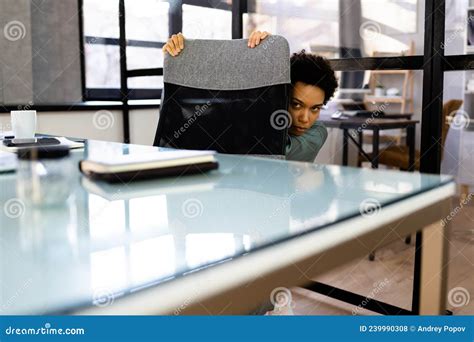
[364, 42, 415, 114]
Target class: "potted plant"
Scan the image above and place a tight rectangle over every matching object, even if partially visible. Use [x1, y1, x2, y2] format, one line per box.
[374, 84, 385, 97]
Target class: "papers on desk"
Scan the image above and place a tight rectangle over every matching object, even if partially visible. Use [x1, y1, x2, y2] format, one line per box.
[0, 151, 17, 173]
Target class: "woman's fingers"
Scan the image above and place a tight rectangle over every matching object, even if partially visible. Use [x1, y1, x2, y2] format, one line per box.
[172, 34, 181, 52]
[248, 31, 256, 47]
[163, 33, 185, 57]
[163, 44, 175, 56]
[177, 32, 184, 49]
[252, 31, 261, 48]
[169, 35, 179, 53]
[255, 31, 262, 46]
[248, 31, 271, 48]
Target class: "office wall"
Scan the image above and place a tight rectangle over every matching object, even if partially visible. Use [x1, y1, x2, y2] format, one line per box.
[0, 109, 159, 146]
[0, 0, 82, 105]
[0, 0, 33, 105]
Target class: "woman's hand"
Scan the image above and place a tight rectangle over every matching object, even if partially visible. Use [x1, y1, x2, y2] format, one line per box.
[248, 30, 271, 48]
[162, 31, 271, 57]
[162, 32, 185, 56]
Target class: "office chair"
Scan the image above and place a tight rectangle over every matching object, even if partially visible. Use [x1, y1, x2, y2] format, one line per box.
[153, 36, 291, 156]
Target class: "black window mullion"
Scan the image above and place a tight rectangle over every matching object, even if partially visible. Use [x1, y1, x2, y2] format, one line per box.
[78, 0, 86, 102]
[444, 54, 474, 71]
[119, 0, 130, 143]
[169, 0, 183, 35]
[329, 56, 424, 71]
[420, 0, 446, 175]
[232, 0, 246, 39]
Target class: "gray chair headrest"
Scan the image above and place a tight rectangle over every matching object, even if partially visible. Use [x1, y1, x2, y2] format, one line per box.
[163, 35, 290, 91]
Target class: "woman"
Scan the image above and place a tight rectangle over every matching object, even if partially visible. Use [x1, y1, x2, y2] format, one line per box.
[163, 31, 338, 163]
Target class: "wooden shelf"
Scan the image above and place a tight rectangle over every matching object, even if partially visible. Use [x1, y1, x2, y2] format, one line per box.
[365, 96, 411, 103]
[367, 41, 415, 115]
[370, 70, 411, 75]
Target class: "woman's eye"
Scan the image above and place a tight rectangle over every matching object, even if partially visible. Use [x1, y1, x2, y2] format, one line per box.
[292, 103, 301, 108]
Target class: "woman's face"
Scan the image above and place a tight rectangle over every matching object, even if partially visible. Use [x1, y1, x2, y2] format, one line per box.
[288, 81, 325, 136]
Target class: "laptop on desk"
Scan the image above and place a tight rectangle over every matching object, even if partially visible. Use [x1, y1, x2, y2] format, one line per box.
[340, 102, 385, 118]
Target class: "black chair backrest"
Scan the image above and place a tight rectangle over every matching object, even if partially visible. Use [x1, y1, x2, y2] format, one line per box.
[154, 36, 291, 156]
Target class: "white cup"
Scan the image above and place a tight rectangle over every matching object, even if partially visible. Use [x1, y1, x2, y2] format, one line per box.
[11, 110, 37, 139]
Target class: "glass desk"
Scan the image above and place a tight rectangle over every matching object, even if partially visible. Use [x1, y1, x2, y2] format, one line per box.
[0, 140, 455, 315]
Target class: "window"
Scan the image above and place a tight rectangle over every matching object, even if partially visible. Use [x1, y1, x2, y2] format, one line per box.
[244, 0, 423, 57]
[83, 0, 121, 97]
[182, 4, 232, 39]
[125, 0, 169, 91]
[81, 0, 233, 100]
[82, 0, 169, 100]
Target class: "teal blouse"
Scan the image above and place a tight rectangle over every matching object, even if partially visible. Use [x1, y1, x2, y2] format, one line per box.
[285, 122, 328, 162]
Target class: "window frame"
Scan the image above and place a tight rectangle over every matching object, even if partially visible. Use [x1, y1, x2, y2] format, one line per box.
[79, 0, 234, 102]
[80, 0, 170, 101]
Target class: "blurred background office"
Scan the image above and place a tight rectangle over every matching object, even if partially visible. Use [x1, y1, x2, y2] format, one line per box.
[0, 0, 472, 315]
[0, 0, 472, 187]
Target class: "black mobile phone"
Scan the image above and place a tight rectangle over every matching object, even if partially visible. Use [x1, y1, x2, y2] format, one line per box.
[2, 137, 61, 148]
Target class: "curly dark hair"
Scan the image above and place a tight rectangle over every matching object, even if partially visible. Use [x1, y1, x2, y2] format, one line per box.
[290, 50, 338, 104]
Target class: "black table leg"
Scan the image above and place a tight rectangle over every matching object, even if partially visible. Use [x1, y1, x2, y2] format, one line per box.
[407, 125, 416, 171]
[357, 131, 363, 167]
[343, 129, 349, 166]
[411, 231, 423, 314]
[371, 128, 379, 169]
